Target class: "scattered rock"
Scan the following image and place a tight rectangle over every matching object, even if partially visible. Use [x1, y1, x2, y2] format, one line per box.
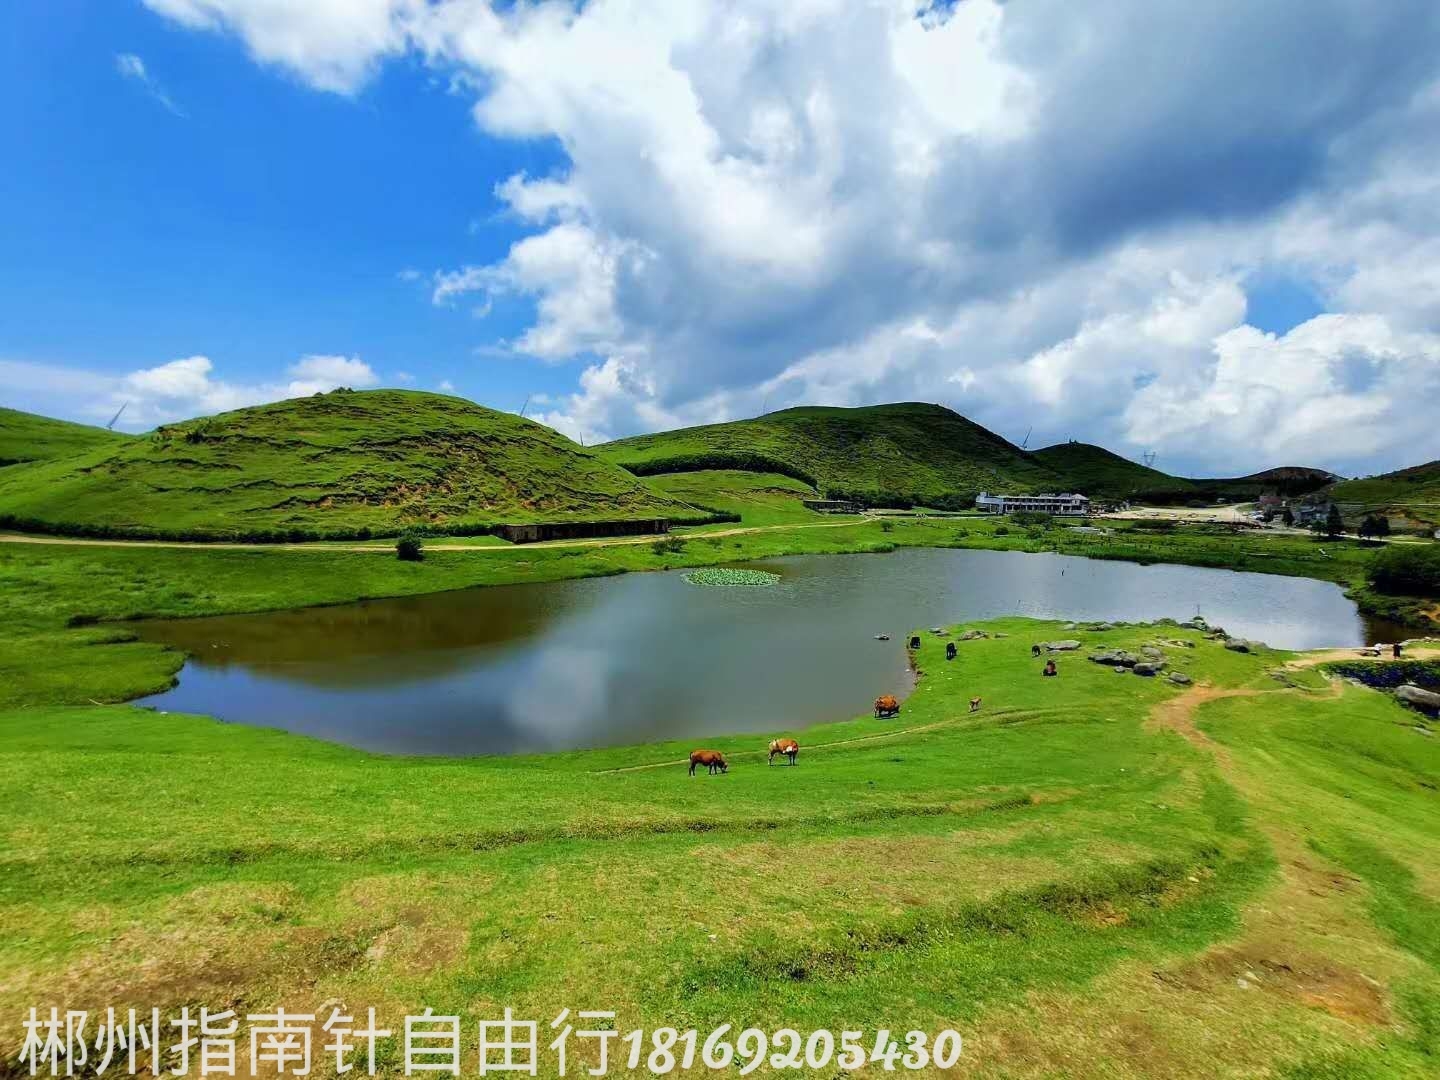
[1357, 647, 1382, 657]
[1168, 672, 1193, 685]
[1133, 661, 1168, 676]
[1141, 646, 1165, 660]
[930, 627, 945, 635]
[1396, 684, 1440, 713]
[959, 629, 989, 640]
[1223, 639, 1254, 653]
[1089, 650, 1138, 667]
[993, 632, 1009, 639]
[1044, 639, 1082, 652]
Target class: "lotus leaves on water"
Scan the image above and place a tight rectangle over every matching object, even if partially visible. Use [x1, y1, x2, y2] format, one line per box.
[684, 568, 780, 587]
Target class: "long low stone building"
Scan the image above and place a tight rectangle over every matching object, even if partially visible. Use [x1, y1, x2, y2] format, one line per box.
[975, 492, 1090, 516]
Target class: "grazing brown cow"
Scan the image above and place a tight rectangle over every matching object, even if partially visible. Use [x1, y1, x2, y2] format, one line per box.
[689, 749, 728, 776]
[969, 696, 982, 713]
[874, 695, 900, 718]
[768, 738, 799, 766]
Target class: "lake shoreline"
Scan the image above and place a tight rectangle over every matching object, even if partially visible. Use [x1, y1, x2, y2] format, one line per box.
[2, 514, 1432, 720]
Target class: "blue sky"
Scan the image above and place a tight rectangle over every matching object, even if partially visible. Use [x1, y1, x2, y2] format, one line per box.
[1, 0, 577, 420]
[2, 1, 1438, 476]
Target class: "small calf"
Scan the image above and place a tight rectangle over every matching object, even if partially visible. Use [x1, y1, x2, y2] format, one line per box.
[969, 697, 982, 713]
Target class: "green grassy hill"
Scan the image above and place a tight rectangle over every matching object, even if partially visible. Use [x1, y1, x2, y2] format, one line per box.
[1194, 466, 1336, 502]
[0, 406, 131, 467]
[1032, 442, 1196, 500]
[0, 389, 692, 539]
[1035, 444, 1336, 504]
[1329, 460, 1440, 530]
[598, 402, 1062, 505]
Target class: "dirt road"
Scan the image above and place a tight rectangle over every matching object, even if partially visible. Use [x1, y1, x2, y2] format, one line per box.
[0, 518, 870, 554]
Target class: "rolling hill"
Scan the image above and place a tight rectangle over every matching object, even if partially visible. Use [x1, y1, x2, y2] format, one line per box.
[1035, 442, 1335, 504]
[1032, 442, 1196, 500]
[1329, 460, 1440, 529]
[597, 403, 1062, 504]
[1194, 466, 1337, 502]
[0, 390, 692, 538]
[0, 407, 131, 467]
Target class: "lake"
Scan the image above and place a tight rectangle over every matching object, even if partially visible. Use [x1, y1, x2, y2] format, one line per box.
[135, 547, 1391, 756]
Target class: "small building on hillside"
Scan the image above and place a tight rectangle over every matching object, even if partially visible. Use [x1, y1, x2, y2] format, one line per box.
[975, 492, 1089, 516]
[1290, 499, 1332, 527]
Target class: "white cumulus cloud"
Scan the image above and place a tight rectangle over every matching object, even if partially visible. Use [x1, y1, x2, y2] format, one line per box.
[138, 0, 1440, 475]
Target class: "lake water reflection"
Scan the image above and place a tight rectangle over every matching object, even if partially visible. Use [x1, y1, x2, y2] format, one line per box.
[135, 547, 1382, 755]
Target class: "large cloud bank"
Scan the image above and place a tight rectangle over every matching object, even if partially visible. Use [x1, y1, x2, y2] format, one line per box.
[142, 0, 1440, 475]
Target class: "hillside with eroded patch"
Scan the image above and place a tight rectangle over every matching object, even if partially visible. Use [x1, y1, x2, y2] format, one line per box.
[0, 390, 692, 538]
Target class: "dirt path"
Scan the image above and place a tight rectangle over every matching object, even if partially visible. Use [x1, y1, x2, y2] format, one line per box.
[1285, 645, 1440, 668]
[0, 518, 868, 554]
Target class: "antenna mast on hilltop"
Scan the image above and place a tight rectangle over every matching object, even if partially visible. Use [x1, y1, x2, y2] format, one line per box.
[106, 402, 128, 430]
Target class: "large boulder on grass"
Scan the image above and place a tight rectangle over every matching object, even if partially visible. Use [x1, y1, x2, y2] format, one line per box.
[1045, 640, 1082, 652]
[1168, 672, 1194, 685]
[1133, 661, 1168, 676]
[1090, 650, 1137, 667]
[1396, 684, 1440, 713]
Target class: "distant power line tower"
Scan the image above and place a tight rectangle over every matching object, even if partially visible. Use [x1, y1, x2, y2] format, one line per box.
[1020, 425, 1032, 450]
[1142, 450, 1158, 468]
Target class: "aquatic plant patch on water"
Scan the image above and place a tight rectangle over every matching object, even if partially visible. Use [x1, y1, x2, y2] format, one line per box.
[684, 568, 781, 587]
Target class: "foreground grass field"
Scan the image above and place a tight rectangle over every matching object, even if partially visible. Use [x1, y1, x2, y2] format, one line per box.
[2, 517, 1439, 1077]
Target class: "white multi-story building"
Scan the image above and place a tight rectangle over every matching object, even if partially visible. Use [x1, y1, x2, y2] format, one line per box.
[975, 491, 1090, 516]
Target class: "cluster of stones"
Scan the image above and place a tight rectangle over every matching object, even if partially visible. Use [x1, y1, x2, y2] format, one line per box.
[1089, 642, 1193, 685]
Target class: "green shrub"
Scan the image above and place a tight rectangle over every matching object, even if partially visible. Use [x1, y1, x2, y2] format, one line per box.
[879, 520, 895, 533]
[396, 530, 425, 562]
[651, 536, 687, 555]
[1011, 511, 1053, 527]
[621, 453, 817, 488]
[993, 525, 1010, 536]
[1368, 544, 1440, 596]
